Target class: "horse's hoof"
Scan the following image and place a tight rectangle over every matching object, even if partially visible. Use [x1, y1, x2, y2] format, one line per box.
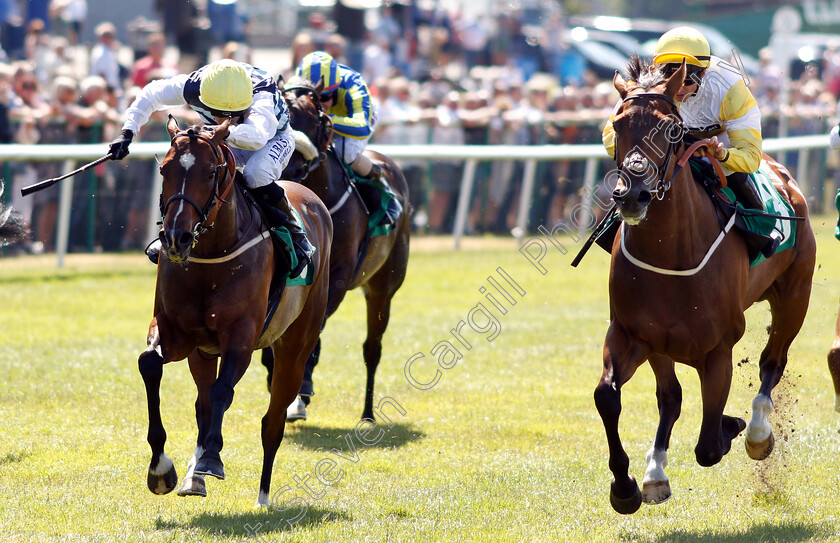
[194, 455, 225, 480]
[745, 431, 775, 460]
[286, 396, 307, 423]
[610, 477, 642, 514]
[177, 475, 207, 497]
[147, 464, 178, 495]
[642, 480, 672, 504]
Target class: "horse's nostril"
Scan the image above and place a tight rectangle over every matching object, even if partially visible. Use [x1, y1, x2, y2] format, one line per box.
[638, 190, 652, 206]
[178, 231, 193, 247]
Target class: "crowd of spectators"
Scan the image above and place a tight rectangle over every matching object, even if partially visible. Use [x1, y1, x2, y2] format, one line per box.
[0, 1, 838, 256]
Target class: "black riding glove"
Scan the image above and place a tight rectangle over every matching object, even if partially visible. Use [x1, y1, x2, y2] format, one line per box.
[109, 129, 134, 160]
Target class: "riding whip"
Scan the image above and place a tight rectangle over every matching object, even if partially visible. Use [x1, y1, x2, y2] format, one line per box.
[20, 154, 113, 197]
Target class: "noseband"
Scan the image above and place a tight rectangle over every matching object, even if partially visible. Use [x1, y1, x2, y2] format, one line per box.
[283, 85, 333, 180]
[617, 93, 685, 200]
[161, 129, 235, 242]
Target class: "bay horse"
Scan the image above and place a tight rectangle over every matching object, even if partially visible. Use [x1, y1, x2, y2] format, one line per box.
[597, 58, 816, 514]
[268, 79, 410, 421]
[138, 116, 332, 506]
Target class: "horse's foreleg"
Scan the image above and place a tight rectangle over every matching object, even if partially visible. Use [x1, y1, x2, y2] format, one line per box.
[748, 261, 813, 459]
[641, 354, 682, 505]
[594, 323, 649, 514]
[177, 350, 219, 497]
[193, 344, 253, 480]
[695, 344, 744, 467]
[138, 320, 178, 495]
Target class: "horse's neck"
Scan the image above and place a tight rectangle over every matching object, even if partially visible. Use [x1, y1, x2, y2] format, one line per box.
[305, 152, 344, 205]
[195, 184, 248, 255]
[625, 170, 721, 265]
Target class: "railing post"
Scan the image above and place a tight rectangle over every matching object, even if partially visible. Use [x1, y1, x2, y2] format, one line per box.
[515, 159, 537, 244]
[453, 159, 477, 250]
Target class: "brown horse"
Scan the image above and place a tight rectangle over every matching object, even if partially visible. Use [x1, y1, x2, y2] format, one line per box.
[138, 116, 332, 505]
[270, 79, 410, 421]
[596, 58, 816, 514]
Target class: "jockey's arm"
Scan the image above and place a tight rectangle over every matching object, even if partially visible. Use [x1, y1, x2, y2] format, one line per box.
[226, 91, 279, 151]
[719, 80, 762, 173]
[122, 74, 189, 134]
[330, 86, 372, 139]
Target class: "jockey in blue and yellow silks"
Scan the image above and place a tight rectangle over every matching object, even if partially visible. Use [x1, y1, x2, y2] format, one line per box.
[602, 26, 765, 210]
[296, 51, 402, 225]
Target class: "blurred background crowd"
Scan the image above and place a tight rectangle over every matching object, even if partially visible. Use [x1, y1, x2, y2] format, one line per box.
[0, 0, 837, 255]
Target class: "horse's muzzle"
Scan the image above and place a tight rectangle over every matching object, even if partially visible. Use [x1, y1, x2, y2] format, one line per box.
[161, 228, 195, 263]
[613, 184, 652, 225]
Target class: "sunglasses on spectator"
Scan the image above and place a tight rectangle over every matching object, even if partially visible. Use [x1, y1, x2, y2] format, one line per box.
[21, 82, 37, 90]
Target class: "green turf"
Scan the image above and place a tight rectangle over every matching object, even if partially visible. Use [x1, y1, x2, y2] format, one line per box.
[1, 220, 840, 543]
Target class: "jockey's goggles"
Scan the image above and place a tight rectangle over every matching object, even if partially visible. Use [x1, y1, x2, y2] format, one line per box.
[209, 108, 248, 119]
[661, 63, 704, 86]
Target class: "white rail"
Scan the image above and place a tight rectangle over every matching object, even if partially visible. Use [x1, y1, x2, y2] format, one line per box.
[2, 134, 830, 265]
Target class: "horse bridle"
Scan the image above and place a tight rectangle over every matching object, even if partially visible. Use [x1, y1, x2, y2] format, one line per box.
[161, 129, 235, 242]
[283, 85, 334, 180]
[616, 92, 686, 200]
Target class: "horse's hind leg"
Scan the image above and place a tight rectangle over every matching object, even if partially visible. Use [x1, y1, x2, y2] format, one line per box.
[139, 319, 178, 495]
[641, 354, 682, 504]
[827, 305, 840, 412]
[594, 322, 650, 514]
[360, 243, 408, 421]
[178, 350, 219, 497]
[257, 323, 320, 506]
[746, 261, 813, 460]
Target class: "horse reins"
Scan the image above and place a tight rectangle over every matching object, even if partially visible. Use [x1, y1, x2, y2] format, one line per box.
[283, 85, 334, 180]
[161, 130, 235, 241]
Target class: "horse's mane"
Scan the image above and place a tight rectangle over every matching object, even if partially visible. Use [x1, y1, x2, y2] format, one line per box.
[284, 76, 315, 91]
[626, 55, 667, 91]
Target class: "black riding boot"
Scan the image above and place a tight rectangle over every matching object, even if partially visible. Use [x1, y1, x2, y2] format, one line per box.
[726, 171, 764, 210]
[250, 183, 315, 278]
[363, 163, 403, 226]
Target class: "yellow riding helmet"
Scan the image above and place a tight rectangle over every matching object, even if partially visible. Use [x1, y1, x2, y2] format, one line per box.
[199, 59, 254, 114]
[653, 27, 711, 68]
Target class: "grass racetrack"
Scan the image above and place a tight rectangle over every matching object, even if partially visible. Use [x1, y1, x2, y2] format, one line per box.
[2, 218, 840, 542]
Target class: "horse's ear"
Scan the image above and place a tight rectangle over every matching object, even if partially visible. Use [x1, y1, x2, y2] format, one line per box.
[664, 61, 686, 99]
[212, 117, 231, 145]
[314, 78, 325, 95]
[613, 71, 628, 100]
[166, 114, 180, 138]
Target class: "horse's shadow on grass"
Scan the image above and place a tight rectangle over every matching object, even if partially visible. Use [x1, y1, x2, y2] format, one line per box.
[155, 505, 349, 537]
[628, 520, 828, 543]
[285, 422, 425, 451]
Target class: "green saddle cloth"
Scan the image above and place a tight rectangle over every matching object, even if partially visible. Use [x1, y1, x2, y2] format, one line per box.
[341, 162, 396, 237]
[718, 164, 797, 267]
[270, 207, 315, 286]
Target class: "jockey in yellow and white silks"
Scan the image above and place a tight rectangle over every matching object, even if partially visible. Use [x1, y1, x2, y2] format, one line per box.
[602, 26, 764, 210]
[110, 59, 314, 275]
[295, 51, 402, 225]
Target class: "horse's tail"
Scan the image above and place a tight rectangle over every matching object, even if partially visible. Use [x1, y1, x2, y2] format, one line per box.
[0, 182, 30, 244]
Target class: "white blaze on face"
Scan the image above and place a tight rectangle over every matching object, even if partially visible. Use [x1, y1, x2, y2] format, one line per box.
[173, 151, 196, 220]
